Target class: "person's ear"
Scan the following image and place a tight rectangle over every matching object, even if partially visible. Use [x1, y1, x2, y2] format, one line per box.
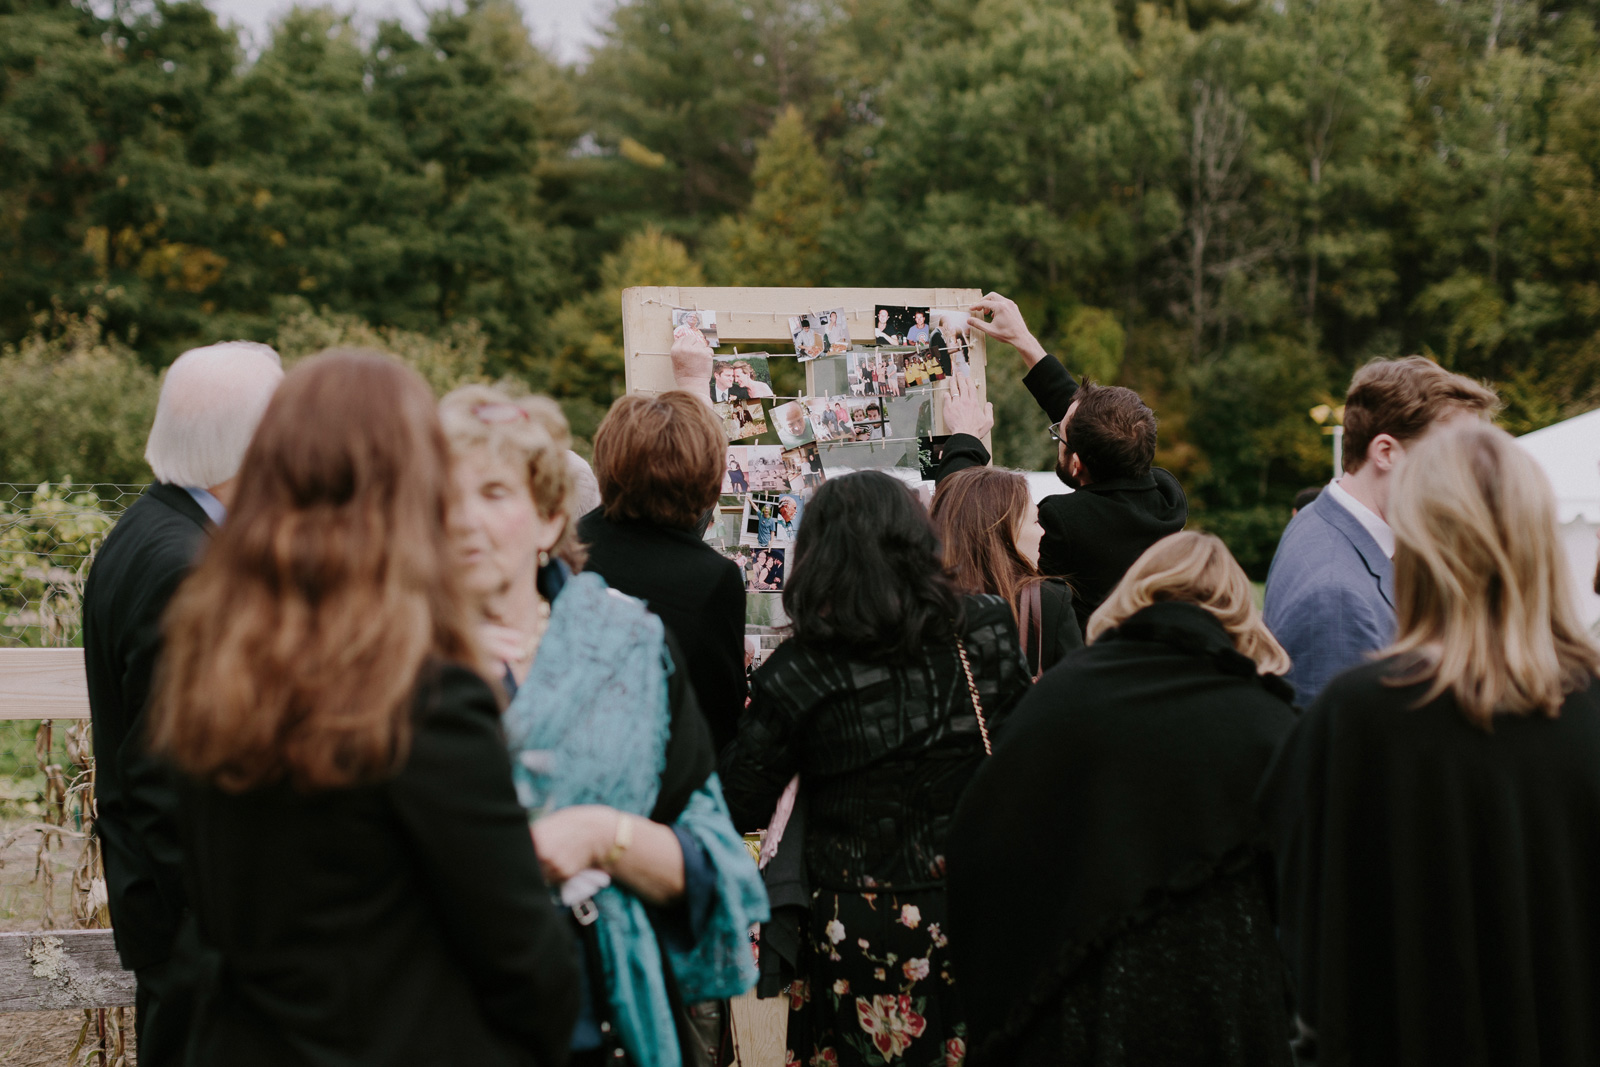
[1369, 433, 1403, 474]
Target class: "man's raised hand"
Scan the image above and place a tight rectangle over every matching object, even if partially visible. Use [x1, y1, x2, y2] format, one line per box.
[968, 292, 1048, 368]
[942, 375, 994, 441]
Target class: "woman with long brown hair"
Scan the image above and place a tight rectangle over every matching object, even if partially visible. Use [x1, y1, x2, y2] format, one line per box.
[932, 466, 1081, 677]
[1260, 423, 1600, 1067]
[151, 350, 579, 1067]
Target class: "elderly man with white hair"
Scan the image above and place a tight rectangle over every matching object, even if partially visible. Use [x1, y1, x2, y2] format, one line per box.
[82, 341, 283, 1065]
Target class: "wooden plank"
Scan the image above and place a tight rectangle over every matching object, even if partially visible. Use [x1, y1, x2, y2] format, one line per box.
[0, 930, 133, 1012]
[730, 989, 790, 1067]
[620, 286, 990, 451]
[0, 648, 90, 720]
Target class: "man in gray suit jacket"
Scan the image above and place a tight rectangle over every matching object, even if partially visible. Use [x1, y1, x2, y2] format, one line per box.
[1265, 357, 1498, 706]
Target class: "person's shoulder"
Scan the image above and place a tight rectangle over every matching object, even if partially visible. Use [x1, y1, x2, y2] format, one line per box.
[962, 592, 1013, 626]
[1037, 577, 1074, 606]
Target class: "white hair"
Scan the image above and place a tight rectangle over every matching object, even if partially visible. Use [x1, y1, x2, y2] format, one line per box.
[145, 342, 285, 488]
[565, 450, 602, 520]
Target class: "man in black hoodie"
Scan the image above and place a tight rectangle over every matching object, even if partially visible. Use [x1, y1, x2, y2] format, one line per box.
[939, 292, 1188, 631]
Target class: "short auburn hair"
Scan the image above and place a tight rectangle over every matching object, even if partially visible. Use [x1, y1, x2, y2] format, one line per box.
[1342, 357, 1499, 473]
[1066, 381, 1157, 481]
[593, 392, 725, 529]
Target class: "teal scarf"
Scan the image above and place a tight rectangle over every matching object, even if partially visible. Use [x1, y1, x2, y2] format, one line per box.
[503, 572, 767, 1066]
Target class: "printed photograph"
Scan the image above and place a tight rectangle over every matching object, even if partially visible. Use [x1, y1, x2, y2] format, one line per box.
[918, 434, 952, 481]
[846, 351, 909, 399]
[788, 313, 826, 359]
[819, 308, 850, 354]
[714, 398, 768, 441]
[740, 491, 805, 548]
[743, 546, 786, 592]
[770, 400, 816, 448]
[671, 308, 718, 347]
[929, 309, 974, 379]
[902, 345, 947, 388]
[710, 354, 775, 403]
[847, 399, 890, 442]
[805, 396, 854, 442]
[874, 305, 931, 346]
[723, 445, 789, 495]
[783, 443, 826, 492]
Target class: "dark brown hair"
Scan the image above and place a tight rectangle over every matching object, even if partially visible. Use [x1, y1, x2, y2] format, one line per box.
[593, 391, 725, 529]
[931, 467, 1044, 624]
[151, 350, 481, 792]
[1065, 381, 1157, 481]
[1341, 356, 1499, 473]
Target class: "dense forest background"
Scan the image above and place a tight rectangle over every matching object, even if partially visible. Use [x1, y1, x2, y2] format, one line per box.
[5, 0, 1600, 571]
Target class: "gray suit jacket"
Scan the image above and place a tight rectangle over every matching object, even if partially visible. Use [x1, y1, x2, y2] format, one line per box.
[1263, 493, 1396, 707]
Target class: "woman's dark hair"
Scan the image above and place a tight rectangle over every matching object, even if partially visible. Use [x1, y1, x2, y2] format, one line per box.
[783, 471, 963, 661]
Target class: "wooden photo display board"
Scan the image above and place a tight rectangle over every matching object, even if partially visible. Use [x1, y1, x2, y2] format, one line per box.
[620, 285, 989, 452]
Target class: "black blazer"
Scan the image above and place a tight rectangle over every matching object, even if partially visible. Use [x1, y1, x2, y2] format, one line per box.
[577, 509, 747, 754]
[82, 482, 210, 971]
[938, 355, 1188, 631]
[178, 664, 580, 1067]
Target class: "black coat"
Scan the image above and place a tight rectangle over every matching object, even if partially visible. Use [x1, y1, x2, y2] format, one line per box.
[82, 483, 209, 971]
[178, 664, 580, 1067]
[576, 509, 747, 754]
[938, 355, 1188, 630]
[948, 602, 1297, 1065]
[1258, 658, 1600, 1067]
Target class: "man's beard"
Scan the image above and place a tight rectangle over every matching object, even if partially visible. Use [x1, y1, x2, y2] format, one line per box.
[1055, 453, 1083, 490]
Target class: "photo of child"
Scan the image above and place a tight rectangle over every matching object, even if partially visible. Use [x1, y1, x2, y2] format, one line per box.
[711, 354, 775, 401]
[770, 400, 816, 448]
[672, 308, 718, 347]
[741, 491, 804, 548]
[723, 445, 788, 494]
[714, 399, 767, 441]
[847, 400, 890, 441]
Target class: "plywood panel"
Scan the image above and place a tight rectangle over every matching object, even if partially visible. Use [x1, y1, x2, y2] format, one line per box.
[0, 649, 89, 721]
[730, 989, 790, 1067]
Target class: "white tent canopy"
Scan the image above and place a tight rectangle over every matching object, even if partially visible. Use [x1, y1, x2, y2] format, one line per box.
[1518, 408, 1600, 629]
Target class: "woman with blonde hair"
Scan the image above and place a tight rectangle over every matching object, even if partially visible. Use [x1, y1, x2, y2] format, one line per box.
[1260, 423, 1600, 1067]
[947, 531, 1298, 1066]
[440, 383, 767, 1067]
[152, 351, 580, 1067]
[932, 466, 1081, 678]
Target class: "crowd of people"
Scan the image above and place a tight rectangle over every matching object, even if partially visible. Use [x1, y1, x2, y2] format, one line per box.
[78, 291, 1600, 1067]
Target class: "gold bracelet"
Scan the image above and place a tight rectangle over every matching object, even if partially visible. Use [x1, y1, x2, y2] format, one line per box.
[602, 812, 633, 869]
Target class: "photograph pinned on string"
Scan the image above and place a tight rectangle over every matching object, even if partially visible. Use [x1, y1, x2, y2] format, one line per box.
[874, 305, 931, 347]
[723, 445, 789, 495]
[738, 546, 786, 592]
[672, 308, 719, 347]
[740, 490, 805, 548]
[788, 313, 826, 360]
[806, 396, 855, 442]
[846, 399, 891, 442]
[846, 350, 909, 399]
[902, 345, 947, 388]
[782, 443, 826, 492]
[710, 354, 775, 403]
[929, 310, 975, 379]
[770, 400, 816, 449]
[714, 399, 768, 442]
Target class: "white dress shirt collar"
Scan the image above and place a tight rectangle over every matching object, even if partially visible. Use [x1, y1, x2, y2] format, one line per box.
[184, 486, 227, 526]
[1326, 478, 1394, 559]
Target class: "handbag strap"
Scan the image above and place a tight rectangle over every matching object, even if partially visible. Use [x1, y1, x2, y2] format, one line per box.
[955, 639, 993, 756]
[1025, 582, 1045, 683]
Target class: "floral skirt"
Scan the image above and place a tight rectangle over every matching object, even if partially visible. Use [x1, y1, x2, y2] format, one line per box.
[784, 888, 967, 1067]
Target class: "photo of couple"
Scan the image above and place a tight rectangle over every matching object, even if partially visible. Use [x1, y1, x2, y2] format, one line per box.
[789, 308, 850, 359]
[782, 443, 825, 492]
[714, 398, 767, 441]
[710, 355, 775, 403]
[731, 546, 785, 592]
[804, 396, 855, 442]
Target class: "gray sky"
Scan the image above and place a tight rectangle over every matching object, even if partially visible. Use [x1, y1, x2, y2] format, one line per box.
[207, 0, 610, 64]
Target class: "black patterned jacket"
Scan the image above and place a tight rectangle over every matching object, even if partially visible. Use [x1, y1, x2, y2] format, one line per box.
[719, 595, 1031, 891]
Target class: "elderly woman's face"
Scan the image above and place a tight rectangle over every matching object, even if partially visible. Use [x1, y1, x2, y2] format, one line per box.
[450, 447, 566, 600]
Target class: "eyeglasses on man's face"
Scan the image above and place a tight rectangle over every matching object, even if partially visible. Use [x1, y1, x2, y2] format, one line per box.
[1046, 423, 1067, 447]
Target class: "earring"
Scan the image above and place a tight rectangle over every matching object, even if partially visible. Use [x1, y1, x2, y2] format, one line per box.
[537, 549, 550, 568]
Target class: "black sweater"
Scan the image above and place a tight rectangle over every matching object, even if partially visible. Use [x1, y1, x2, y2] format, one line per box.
[177, 665, 580, 1067]
[939, 355, 1188, 630]
[720, 596, 1032, 891]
